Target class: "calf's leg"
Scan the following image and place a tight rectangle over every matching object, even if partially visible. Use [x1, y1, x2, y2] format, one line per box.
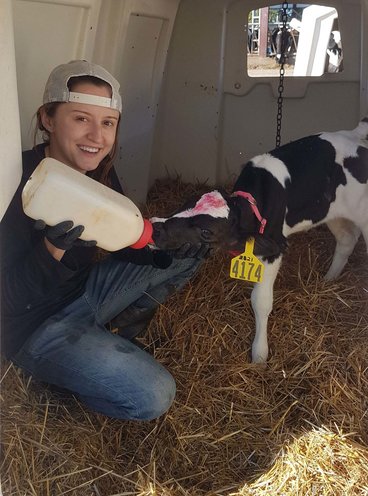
[250, 256, 282, 362]
[360, 222, 368, 256]
[325, 218, 361, 281]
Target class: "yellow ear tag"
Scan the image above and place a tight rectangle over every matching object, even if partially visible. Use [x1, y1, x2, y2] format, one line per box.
[229, 237, 264, 283]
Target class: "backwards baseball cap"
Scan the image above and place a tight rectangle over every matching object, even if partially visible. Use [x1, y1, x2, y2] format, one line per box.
[43, 60, 122, 113]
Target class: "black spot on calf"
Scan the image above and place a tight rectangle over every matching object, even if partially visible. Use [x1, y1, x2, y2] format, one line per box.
[344, 146, 368, 183]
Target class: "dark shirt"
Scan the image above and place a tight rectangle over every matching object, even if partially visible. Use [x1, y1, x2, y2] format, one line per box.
[0, 144, 160, 358]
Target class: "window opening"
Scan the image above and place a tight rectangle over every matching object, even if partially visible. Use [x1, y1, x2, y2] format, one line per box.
[246, 3, 343, 77]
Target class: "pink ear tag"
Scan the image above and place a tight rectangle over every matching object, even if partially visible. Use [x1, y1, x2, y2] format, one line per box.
[229, 238, 264, 283]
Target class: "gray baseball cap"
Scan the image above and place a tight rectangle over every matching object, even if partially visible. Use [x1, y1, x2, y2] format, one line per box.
[43, 60, 122, 113]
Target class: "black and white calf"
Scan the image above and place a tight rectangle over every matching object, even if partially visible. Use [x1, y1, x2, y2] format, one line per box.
[151, 118, 368, 362]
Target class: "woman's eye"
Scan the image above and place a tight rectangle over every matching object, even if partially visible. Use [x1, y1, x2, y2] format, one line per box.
[104, 120, 115, 127]
[76, 116, 88, 122]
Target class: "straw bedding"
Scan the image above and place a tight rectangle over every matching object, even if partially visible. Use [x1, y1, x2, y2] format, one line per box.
[1, 177, 368, 495]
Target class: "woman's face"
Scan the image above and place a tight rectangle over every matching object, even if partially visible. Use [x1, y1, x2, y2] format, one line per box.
[41, 81, 120, 174]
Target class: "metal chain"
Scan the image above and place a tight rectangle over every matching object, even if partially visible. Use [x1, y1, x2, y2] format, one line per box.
[275, 2, 289, 148]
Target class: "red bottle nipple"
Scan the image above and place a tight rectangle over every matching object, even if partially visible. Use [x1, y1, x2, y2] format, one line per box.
[130, 219, 154, 249]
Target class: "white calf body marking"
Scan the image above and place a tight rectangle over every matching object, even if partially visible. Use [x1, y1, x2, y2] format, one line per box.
[319, 131, 366, 166]
[251, 154, 291, 188]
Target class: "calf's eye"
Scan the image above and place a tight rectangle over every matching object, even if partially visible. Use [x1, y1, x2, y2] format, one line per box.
[200, 229, 213, 239]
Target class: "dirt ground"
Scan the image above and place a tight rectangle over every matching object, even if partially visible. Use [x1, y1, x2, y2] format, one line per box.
[247, 54, 295, 77]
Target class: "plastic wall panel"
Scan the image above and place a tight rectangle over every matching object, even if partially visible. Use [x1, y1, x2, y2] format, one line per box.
[0, 0, 22, 219]
[152, 0, 367, 187]
[151, 0, 226, 185]
[117, 13, 171, 203]
[13, 0, 101, 150]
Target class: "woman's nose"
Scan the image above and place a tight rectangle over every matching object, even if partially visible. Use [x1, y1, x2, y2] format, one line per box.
[87, 123, 103, 142]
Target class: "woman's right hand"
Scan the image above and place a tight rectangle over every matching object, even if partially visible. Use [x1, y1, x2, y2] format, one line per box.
[34, 220, 97, 261]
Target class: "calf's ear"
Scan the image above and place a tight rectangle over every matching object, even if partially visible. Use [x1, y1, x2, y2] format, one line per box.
[229, 196, 257, 232]
[170, 194, 202, 216]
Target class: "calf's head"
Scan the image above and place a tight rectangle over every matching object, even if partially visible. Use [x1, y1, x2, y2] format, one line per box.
[151, 190, 282, 257]
[151, 190, 235, 250]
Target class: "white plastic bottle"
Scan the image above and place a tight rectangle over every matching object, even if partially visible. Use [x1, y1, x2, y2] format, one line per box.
[22, 158, 153, 251]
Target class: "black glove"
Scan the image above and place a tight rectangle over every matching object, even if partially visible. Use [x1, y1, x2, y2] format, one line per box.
[114, 246, 173, 269]
[34, 220, 97, 251]
[171, 242, 212, 260]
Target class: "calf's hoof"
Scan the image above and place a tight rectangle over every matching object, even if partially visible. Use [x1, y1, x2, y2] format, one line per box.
[251, 344, 268, 363]
[252, 354, 268, 364]
[324, 270, 338, 282]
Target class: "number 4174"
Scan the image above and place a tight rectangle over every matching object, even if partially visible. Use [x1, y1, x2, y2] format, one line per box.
[231, 260, 262, 282]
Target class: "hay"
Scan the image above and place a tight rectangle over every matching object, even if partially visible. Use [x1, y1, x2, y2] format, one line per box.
[238, 427, 368, 496]
[1, 177, 368, 496]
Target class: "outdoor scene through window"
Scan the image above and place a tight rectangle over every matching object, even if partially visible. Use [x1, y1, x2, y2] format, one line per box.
[247, 3, 343, 77]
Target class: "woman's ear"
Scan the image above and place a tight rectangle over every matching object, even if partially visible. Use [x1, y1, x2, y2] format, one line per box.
[39, 107, 54, 133]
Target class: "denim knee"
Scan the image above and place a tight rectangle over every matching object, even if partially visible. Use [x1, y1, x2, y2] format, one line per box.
[134, 369, 176, 420]
[78, 369, 176, 421]
[79, 364, 177, 421]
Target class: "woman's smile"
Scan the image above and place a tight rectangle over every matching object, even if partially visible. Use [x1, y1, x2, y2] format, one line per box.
[78, 145, 101, 153]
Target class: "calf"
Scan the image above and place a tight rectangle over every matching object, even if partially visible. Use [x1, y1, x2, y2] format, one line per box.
[151, 118, 368, 362]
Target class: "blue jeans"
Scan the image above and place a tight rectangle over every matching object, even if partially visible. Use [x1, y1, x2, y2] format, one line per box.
[13, 256, 201, 420]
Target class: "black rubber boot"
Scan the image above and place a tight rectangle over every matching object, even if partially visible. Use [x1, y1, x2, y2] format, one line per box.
[110, 306, 158, 340]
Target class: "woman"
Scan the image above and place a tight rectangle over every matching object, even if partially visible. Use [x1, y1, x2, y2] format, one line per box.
[1, 60, 208, 420]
